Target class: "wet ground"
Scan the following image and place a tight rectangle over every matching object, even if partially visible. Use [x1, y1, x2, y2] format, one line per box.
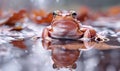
[0, 8, 120, 71]
[0, 18, 120, 71]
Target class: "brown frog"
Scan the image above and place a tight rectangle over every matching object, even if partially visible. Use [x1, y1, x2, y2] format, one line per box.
[42, 10, 107, 41]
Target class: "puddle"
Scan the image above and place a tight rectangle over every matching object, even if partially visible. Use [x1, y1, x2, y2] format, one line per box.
[0, 34, 120, 71]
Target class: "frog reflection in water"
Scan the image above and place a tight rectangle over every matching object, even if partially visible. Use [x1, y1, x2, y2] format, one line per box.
[42, 38, 119, 70]
[42, 39, 95, 69]
[52, 47, 80, 69]
[42, 10, 106, 41]
[42, 40, 81, 69]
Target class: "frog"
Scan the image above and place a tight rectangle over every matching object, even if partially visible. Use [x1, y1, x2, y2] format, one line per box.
[42, 10, 108, 42]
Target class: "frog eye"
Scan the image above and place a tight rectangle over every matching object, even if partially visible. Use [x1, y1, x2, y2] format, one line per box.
[53, 11, 57, 17]
[70, 10, 77, 18]
[53, 10, 60, 17]
[72, 12, 77, 18]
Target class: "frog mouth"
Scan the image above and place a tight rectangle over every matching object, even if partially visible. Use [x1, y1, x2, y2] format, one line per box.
[52, 20, 77, 28]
